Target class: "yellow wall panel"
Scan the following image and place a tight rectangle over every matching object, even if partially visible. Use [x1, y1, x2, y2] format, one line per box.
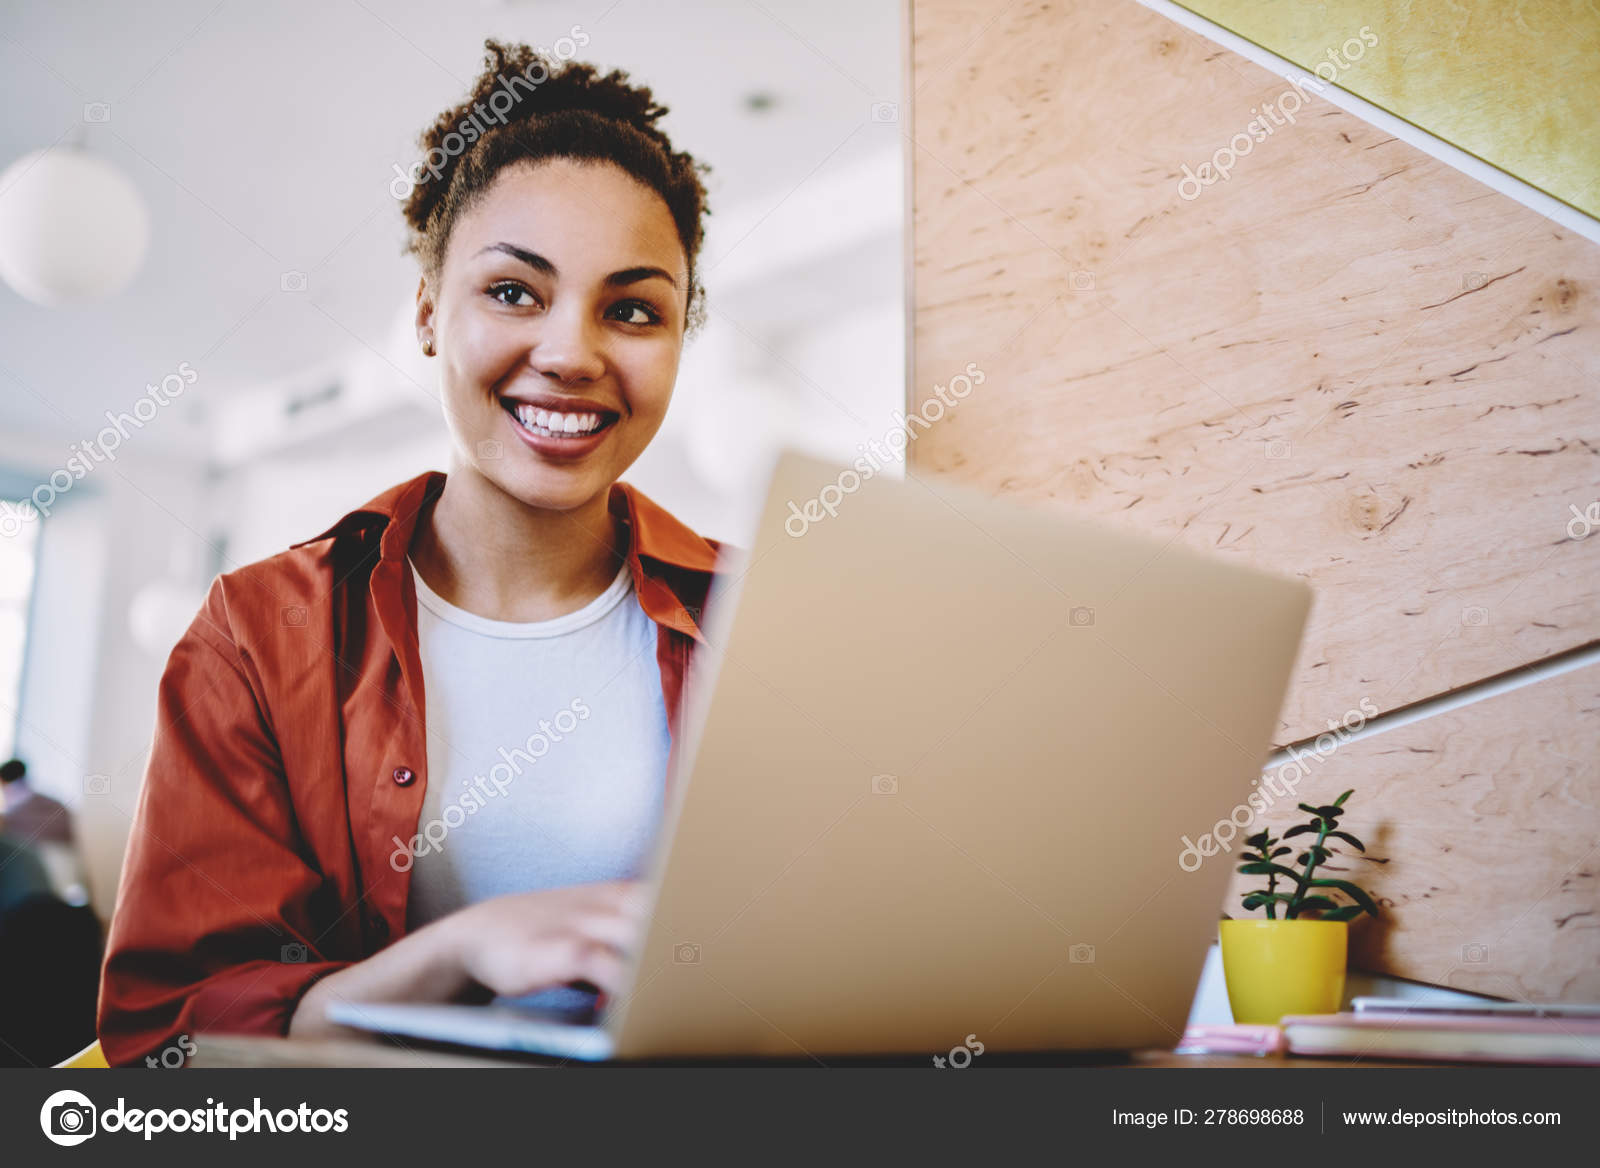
[1174, 0, 1600, 218]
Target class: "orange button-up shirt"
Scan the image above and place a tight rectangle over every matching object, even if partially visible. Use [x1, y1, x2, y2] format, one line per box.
[97, 471, 727, 1066]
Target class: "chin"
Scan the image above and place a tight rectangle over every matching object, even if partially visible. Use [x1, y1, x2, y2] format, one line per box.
[480, 453, 624, 511]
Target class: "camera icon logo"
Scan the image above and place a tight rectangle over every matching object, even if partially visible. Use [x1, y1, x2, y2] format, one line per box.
[1461, 606, 1488, 627]
[673, 942, 701, 964]
[1462, 272, 1487, 291]
[1264, 439, 1292, 460]
[1068, 270, 1095, 292]
[282, 605, 307, 627]
[82, 102, 111, 123]
[83, 774, 111, 797]
[281, 942, 309, 963]
[1068, 606, 1095, 627]
[40, 1089, 97, 1146]
[477, 439, 503, 460]
[280, 270, 308, 293]
[1069, 943, 1096, 964]
[870, 101, 899, 123]
[1462, 943, 1488, 964]
[870, 773, 898, 795]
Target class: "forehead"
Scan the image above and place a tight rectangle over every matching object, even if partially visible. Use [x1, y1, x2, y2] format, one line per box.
[449, 158, 685, 275]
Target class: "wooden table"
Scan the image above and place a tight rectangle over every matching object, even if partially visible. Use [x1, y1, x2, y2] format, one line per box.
[189, 1032, 1446, 1069]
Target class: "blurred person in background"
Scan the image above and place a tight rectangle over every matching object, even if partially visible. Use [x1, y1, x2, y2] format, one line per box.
[0, 757, 72, 848]
[0, 757, 87, 904]
[99, 41, 736, 1065]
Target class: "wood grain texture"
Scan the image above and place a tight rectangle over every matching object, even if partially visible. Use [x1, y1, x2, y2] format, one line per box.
[909, 0, 1600, 745]
[1220, 665, 1600, 1002]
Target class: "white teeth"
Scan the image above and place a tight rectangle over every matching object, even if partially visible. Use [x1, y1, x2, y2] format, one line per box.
[510, 404, 605, 437]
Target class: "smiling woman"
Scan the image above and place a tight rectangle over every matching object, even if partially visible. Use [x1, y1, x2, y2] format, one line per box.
[95, 41, 735, 1065]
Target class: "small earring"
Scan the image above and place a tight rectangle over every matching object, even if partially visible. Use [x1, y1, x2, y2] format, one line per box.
[422, 338, 435, 356]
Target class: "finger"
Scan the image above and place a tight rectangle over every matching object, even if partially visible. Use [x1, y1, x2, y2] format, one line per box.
[571, 941, 629, 996]
[613, 881, 653, 920]
[579, 879, 652, 920]
[570, 906, 642, 954]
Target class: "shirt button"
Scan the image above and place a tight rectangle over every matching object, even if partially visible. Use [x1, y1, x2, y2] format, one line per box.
[392, 766, 416, 786]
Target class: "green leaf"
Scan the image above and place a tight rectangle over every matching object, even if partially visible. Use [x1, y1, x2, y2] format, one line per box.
[1308, 878, 1380, 917]
[1293, 895, 1338, 914]
[1296, 803, 1321, 816]
[1270, 847, 1292, 857]
[1244, 831, 1272, 849]
[1283, 824, 1319, 839]
[1238, 862, 1303, 881]
[1326, 830, 1366, 852]
[1314, 805, 1344, 819]
[1286, 889, 1337, 921]
[1334, 789, 1353, 807]
[1296, 845, 1332, 866]
[1322, 904, 1366, 922]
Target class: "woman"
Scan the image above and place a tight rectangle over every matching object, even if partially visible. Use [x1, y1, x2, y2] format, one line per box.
[98, 41, 729, 1065]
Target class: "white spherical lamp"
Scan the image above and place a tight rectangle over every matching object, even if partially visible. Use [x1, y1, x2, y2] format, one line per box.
[0, 147, 151, 306]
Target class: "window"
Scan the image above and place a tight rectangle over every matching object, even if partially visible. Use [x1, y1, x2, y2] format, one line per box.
[0, 503, 40, 759]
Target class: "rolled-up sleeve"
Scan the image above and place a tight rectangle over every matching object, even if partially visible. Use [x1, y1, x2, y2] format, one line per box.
[97, 580, 350, 1066]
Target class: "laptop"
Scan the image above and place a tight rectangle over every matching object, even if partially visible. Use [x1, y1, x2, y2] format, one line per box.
[329, 448, 1311, 1062]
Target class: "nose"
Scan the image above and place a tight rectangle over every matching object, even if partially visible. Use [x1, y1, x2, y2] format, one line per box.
[531, 300, 605, 386]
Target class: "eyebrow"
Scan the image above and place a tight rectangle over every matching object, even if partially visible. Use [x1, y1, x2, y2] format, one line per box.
[477, 243, 678, 288]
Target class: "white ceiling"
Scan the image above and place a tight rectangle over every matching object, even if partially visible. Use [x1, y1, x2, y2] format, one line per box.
[0, 0, 904, 455]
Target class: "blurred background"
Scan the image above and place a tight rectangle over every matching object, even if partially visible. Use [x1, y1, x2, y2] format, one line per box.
[0, 0, 906, 1060]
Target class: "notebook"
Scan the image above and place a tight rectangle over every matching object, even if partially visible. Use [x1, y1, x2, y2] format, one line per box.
[1282, 1012, 1600, 1066]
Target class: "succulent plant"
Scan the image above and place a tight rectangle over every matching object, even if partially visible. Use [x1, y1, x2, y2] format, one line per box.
[1236, 789, 1379, 921]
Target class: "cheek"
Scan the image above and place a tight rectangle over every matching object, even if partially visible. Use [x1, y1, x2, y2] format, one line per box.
[616, 339, 680, 419]
[441, 303, 523, 401]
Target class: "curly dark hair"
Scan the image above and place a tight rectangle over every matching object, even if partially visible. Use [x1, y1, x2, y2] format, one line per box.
[400, 39, 711, 329]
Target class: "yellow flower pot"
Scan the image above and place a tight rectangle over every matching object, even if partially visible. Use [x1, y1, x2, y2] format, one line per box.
[1219, 919, 1347, 1025]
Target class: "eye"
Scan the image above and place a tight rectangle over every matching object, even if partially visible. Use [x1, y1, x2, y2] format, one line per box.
[487, 281, 540, 309]
[608, 300, 662, 326]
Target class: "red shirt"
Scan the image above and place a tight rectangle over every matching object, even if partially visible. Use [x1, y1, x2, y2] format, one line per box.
[97, 471, 727, 1066]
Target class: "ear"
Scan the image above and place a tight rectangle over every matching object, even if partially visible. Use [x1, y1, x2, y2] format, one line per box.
[414, 274, 436, 353]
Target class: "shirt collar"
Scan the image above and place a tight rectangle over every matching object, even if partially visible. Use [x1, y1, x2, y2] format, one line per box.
[294, 471, 719, 638]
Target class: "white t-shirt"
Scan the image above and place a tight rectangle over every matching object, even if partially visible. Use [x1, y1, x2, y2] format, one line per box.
[404, 557, 671, 1011]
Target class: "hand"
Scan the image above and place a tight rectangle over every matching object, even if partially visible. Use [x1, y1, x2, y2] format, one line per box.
[289, 879, 650, 1039]
[445, 880, 650, 1000]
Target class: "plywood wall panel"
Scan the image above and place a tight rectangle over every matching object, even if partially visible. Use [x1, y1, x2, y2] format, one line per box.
[909, 0, 1600, 746]
[1219, 665, 1600, 1003]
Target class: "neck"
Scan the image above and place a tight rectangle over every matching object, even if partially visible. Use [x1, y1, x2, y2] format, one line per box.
[409, 464, 626, 623]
